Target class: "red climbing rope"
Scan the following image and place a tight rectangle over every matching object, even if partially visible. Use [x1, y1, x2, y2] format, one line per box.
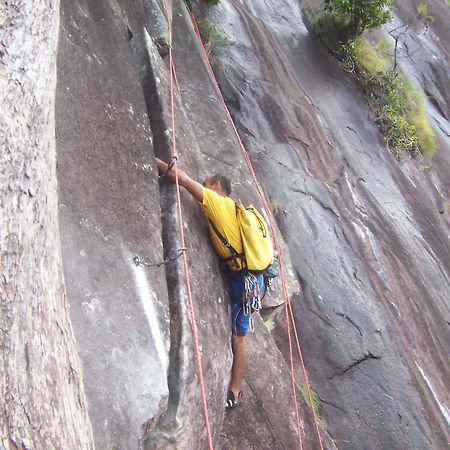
[282, 252, 304, 449]
[287, 301, 324, 448]
[161, 3, 214, 449]
[191, 14, 324, 450]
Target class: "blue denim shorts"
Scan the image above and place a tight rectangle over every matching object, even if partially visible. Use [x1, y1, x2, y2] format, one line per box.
[229, 273, 265, 336]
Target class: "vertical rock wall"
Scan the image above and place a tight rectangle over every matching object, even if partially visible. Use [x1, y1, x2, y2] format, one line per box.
[6, 0, 443, 448]
[55, 0, 316, 448]
[203, 0, 450, 448]
[56, 0, 237, 447]
[56, 1, 171, 448]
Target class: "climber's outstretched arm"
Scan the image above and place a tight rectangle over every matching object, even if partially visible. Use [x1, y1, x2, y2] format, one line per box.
[156, 158, 203, 202]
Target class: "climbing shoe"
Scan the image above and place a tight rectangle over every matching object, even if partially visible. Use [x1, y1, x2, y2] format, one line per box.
[225, 390, 240, 410]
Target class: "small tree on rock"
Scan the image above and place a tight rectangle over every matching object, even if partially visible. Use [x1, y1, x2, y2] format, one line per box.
[316, 0, 394, 46]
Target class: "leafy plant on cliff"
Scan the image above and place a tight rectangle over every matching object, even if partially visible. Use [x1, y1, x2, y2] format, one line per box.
[300, 384, 324, 424]
[327, 0, 393, 36]
[349, 38, 436, 156]
[310, 2, 436, 157]
[312, 0, 393, 48]
[403, 82, 436, 156]
[196, 18, 235, 54]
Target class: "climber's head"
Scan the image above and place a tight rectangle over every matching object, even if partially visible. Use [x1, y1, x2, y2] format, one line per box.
[203, 173, 231, 196]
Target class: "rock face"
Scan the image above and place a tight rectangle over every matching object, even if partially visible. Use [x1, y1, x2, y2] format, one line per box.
[56, 1, 171, 449]
[204, 0, 450, 449]
[4, 0, 448, 448]
[55, 0, 307, 448]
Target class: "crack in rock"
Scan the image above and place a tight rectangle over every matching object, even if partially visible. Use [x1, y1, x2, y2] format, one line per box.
[352, 269, 364, 285]
[328, 351, 381, 379]
[307, 307, 334, 328]
[335, 312, 363, 336]
[291, 186, 340, 219]
[317, 393, 346, 414]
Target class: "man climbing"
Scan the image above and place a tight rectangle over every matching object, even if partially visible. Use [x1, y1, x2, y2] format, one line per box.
[155, 158, 265, 409]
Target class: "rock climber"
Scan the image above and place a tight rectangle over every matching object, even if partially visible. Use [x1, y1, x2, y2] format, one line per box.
[155, 158, 265, 409]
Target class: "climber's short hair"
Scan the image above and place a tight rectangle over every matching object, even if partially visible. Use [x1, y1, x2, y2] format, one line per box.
[210, 173, 232, 196]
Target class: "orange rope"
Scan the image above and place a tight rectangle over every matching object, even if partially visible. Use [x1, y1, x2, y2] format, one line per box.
[191, 13, 324, 450]
[163, 3, 214, 448]
[287, 302, 324, 448]
[281, 253, 304, 449]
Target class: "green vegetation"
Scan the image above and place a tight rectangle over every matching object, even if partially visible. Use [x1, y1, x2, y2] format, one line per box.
[351, 37, 391, 73]
[311, 1, 436, 157]
[313, 0, 393, 48]
[349, 38, 436, 156]
[442, 201, 450, 213]
[323, 0, 393, 38]
[204, 0, 221, 5]
[415, 3, 434, 24]
[404, 82, 436, 156]
[196, 19, 234, 54]
[300, 384, 324, 423]
[262, 313, 276, 331]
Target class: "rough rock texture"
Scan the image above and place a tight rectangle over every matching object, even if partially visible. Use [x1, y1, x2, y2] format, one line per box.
[0, 1, 94, 448]
[384, 5, 450, 124]
[135, 1, 303, 448]
[203, 0, 450, 448]
[56, 0, 309, 448]
[55, 1, 171, 449]
[4, 0, 447, 448]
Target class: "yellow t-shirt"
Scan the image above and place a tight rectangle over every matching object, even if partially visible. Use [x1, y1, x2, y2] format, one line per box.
[200, 187, 244, 271]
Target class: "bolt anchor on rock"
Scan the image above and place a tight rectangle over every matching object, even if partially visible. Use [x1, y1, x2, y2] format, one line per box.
[134, 247, 187, 268]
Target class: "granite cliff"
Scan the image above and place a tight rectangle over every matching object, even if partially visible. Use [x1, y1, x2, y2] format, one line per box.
[2, 0, 449, 449]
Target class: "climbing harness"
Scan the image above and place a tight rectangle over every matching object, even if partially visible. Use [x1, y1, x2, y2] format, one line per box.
[242, 272, 262, 333]
[243, 273, 262, 313]
[133, 247, 186, 268]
